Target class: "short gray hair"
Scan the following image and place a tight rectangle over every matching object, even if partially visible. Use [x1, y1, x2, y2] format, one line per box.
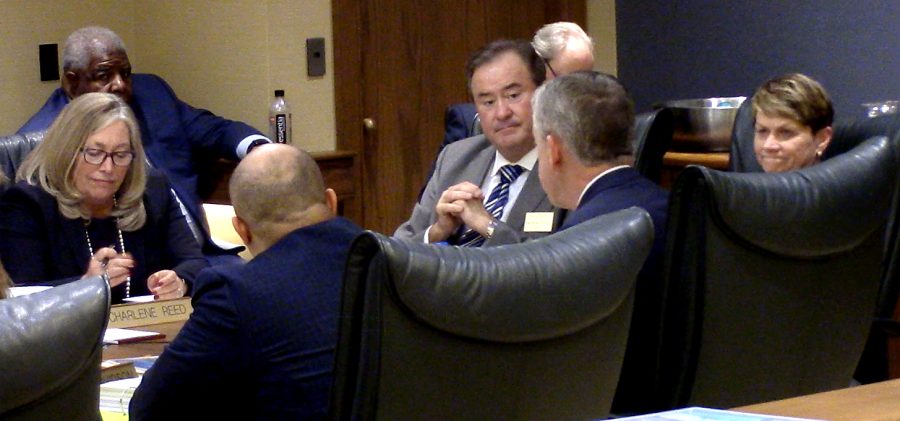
[532, 22, 593, 60]
[62, 26, 127, 71]
[532, 71, 634, 165]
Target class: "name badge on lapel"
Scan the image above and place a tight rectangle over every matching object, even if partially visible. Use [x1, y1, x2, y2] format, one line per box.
[523, 212, 555, 232]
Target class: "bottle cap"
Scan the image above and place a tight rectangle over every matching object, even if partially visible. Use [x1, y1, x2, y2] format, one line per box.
[274, 89, 285, 97]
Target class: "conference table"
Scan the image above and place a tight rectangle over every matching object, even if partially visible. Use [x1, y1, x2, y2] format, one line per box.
[102, 321, 183, 360]
[734, 379, 900, 420]
[103, 320, 900, 420]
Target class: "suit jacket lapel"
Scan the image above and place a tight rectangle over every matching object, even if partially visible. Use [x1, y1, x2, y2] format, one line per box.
[459, 141, 496, 187]
[504, 160, 551, 230]
[60, 216, 91, 273]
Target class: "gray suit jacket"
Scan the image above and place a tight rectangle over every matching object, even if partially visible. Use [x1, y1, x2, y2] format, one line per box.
[394, 135, 555, 245]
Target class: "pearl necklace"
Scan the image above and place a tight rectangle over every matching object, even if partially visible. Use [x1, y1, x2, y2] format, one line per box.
[84, 201, 130, 298]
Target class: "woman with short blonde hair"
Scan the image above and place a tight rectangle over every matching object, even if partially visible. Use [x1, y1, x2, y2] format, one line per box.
[0, 93, 206, 303]
[751, 73, 834, 173]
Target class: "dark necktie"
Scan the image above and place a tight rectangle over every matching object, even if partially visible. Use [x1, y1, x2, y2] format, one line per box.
[457, 164, 525, 247]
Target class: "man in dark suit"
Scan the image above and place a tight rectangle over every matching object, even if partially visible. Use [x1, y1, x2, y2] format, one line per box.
[130, 144, 362, 420]
[18, 26, 270, 256]
[531, 71, 668, 415]
[395, 39, 556, 246]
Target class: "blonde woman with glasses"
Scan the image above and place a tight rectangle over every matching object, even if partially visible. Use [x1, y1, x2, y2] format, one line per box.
[0, 93, 206, 303]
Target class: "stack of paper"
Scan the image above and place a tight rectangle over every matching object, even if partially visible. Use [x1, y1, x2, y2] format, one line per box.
[103, 328, 165, 344]
[99, 376, 142, 414]
[614, 407, 820, 420]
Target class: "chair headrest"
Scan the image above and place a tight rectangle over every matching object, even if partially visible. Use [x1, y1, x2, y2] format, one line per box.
[356, 207, 653, 342]
[681, 136, 898, 258]
[0, 276, 110, 413]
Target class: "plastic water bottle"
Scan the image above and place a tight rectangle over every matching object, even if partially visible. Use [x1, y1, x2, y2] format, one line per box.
[269, 90, 292, 144]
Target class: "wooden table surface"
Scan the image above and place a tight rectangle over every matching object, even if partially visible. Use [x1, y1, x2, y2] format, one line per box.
[735, 378, 900, 420]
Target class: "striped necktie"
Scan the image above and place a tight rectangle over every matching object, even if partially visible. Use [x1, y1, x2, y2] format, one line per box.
[457, 164, 525, 247]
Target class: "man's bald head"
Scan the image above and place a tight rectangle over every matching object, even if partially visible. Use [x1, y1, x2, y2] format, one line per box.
[229, 144, 332, 241]
[532, 22, 595, 79]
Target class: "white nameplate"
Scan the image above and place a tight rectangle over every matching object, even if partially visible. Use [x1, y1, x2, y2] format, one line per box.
[523, 211, 555, 232]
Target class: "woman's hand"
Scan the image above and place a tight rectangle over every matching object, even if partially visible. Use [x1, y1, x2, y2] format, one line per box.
[83, 247, 134, 287]
[148, 270, 187, 300]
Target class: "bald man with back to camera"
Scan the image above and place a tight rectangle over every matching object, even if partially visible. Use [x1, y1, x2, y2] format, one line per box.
[130, 144, 362, 420]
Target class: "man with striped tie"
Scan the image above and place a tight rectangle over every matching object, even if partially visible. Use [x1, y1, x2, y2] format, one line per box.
[394, 39, 556, 246]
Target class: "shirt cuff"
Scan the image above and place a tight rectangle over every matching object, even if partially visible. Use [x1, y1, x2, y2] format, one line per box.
[236, 134, 272, 159]
[423, 225, 433, 244]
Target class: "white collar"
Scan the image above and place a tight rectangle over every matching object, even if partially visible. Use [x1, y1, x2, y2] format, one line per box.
[576, 165, 631, 207]
[491, 147, 538, 176]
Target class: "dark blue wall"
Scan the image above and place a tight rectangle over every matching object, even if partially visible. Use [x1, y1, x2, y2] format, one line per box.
[616, 1, 900, 120]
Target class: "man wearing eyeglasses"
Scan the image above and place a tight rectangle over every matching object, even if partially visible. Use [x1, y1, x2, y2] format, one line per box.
[395, 39, 556, 246]
[18, 26, 269, 261]
[532, 22, 595, 80]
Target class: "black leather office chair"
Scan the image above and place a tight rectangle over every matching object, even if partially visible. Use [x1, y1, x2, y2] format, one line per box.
[726, 99, 761, 172]
[330, 208, 655, 421]
[633, 108, 674, 184]
[727, 100, 900, 383]
[0, 276, 110, 420]
[659, 135, 900, 409]
[0, 131, 45, 194]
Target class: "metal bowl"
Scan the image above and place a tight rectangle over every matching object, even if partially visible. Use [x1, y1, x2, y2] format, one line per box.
[664, 97, 746, 152]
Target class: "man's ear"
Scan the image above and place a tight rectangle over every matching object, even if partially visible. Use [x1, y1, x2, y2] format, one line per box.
[324, 188, 338, 214]
[232, 216, 252, 248]
[63, 71, 80, 99]
[546, 133, 564, 166]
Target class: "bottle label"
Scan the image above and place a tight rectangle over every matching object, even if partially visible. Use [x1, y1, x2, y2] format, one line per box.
[275, 114, 288, 144]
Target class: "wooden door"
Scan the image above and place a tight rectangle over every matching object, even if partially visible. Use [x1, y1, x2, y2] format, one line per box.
[334, 0, 586, 234]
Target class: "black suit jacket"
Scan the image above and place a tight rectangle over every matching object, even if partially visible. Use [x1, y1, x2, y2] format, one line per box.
[0, 171, 206, 303]
[558, 167, 671, 415]
[130, 217, 362, 420]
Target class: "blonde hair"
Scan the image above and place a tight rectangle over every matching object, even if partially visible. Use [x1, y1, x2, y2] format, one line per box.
[752, 73, 834, 133]
[17, 92, 147, 230]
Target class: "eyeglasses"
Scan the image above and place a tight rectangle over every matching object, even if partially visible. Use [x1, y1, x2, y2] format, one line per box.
[538, 54, 557, 78]
[80, 148, 135, 167]
[531, 43, 559, 77]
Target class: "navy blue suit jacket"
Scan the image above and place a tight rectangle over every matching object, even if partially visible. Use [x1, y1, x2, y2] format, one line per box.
[559, 167, 671, 414]
[130, 217, 362, 420]
[18, 73, 264, 233]
[0, 170, 207, 303]
[442, 103, 478, 151]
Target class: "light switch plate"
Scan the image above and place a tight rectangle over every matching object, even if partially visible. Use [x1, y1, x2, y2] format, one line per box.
[307, 37, 325, 77]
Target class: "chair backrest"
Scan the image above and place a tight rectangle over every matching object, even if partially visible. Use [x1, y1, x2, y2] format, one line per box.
[633, 108, 674, 184]
[0, 276, 110, 421]
[873, 129, 900, 329]
[660, 135, 900, 409]
[825, 112, 900, 160]
[0, 131, 45, 183]
[331, 208, 655, 421]
[728, 99, 900, 172]
[726, 99, 761, 172]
